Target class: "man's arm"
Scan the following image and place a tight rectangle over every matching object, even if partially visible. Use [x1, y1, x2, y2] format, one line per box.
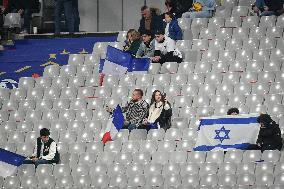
[41, 142, 56, 160]
[136, 43, 144, 58]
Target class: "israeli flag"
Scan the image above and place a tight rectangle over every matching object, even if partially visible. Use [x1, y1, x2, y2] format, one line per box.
[194, 115, 260, 151]
[100, 46, 150, 75]
[0, 148, 26, 178]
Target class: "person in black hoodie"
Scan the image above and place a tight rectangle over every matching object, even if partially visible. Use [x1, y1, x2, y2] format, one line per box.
[142, 90, 172, 131]
[256, 114, 283, 151]
[6, 0, 39, 33]
[23, 128, 60, 167]
[253, 0, 284, 16]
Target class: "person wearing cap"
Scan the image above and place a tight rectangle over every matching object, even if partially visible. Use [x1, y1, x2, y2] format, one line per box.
[152, 29, 183, 64]
[256, 114, 282, 151]
[136, 30, 155, 58]
[23, 128, 60, 167]
[182, 0, 216, 18]
[227, 108, 239, 115]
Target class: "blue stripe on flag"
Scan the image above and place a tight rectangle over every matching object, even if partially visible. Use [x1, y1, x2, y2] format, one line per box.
[129, 58, 150, 72]
[0, 148, 26, 166]
[200, 117, 258, 127]
[106, 46, 132, 68]
[112, 105, 124, 131]
[99, 59, 105, 73]
[194, 143, 252, 151]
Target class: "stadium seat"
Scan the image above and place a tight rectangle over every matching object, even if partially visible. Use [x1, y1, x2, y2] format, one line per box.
[259, 16, 276, 28]
[242, 16, 259, 28]
[68, 54, 85, 66]
[209, 39, 226, 50]
[146, 129, 165, 141]
[140, 140, 158, 154]
[43, 66, 60, 79]
[226, 38, 243, 50]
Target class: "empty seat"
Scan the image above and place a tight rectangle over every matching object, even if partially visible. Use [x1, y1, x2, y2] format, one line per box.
[9, 88, 26, 100]
[153, 74, 171, 86]
[55, 175, 73, 188]
[200, 174, 218, 187]
[237, 173, 255, 186]
[199, 28, 216, 39]
[218, 162, 237, 175]
[249, 27, 266, 39]
[259, 37, 277, 50]
[259, 16, 276, 28]
[226, 38, 243, 50]
[160, 62, 179, 74]
[129, 129, 147, 140]
[208, 39, 226, 50]
[148, 63, 161, 74]
[218, 174, 237, 187]
[242, 16, 259, 28]
[231, 6, 249, 17]
[232, 27, 249, 39]
[255, 162, 274, 175]
[218, 50, 236, 62]
[225, 17, 242, 27]
[242, 150, 262, 162]
[224, 150, 243, 163]
[18, 77, 35, 89]
[68, 54, 85, 65]
[43, 65, 60, 77]
[191, 39, 209, 51]
[146, 174, 164, 187]
[60, 65, 77, 77]
[216, 28, 233, 40]
[76, 64, 93, 76]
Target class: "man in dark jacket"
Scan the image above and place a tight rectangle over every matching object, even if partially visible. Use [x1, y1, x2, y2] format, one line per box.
[253, 0, 284, 16]
[23, 128, 60, 167]
[138, 5, 163, 37]
[54, 0, 74, 35]
[256, 114, 283, 151]
[5, 0, 39, 33]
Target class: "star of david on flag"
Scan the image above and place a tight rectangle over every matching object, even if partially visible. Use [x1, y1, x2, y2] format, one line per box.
[194, 115, 260, 151]
[214, 126, 230, 143]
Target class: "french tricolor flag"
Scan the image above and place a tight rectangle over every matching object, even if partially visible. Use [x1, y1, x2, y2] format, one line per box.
[0, 148, 26, 178]
[102, 105, 125, 144]
[99, 46, 150, 75]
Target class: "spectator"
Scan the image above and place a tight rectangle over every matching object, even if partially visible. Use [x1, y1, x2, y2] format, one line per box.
[54, 0, 74, 35]
[152, 29, 183, 64]
[5, 0, 39, 34]
[142, 90, 172, 131]
[164, 0, 193, 18]
[253, 0, 284, 16]
[182, 0, 216, 18]
[72, 0, 80, 32]
[136, 30, 155, 58]
[138, 5, 164, 37]
[227, 108, 240, 115]
[23, 128, 60, 167]
[256, 114, 283, 151]
[164, 11, 183, 41]
[123, 29, 141, 55]
[106, 89, 149, 131]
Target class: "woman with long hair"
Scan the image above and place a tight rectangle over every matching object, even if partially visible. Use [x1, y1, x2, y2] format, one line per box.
[143, 90, 172, 130]
[123, 29, 142, 55]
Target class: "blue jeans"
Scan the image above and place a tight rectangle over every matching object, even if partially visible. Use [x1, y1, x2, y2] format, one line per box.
[23, 159, 51, 168]
[255, 0, 277, 16]
[54, 0, 74, 34]
[182, 10, 213, 18]
[72, 0, 80, 32]
[12, 9, 32, 32]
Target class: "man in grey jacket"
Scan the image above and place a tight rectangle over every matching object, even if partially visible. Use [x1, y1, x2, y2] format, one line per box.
[136, 30, 155, 58]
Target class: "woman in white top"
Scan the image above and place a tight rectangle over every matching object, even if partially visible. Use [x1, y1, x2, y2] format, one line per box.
[143, 90, 172, 130]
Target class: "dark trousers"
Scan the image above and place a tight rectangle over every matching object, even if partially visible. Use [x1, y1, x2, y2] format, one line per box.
[12, 9, 32, 32]
[54, 0, 74, 34]
[72, 0, 80, 32]
[23, 159, 52, 168]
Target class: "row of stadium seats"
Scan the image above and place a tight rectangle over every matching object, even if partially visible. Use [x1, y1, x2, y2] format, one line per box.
[1, 93, 284, 110]
[2, 172, 284, 188]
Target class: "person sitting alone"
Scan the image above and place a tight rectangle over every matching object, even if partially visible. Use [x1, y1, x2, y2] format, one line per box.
[23, 128, 60, 167]
[151, 29, 183, 64]
[106, 89, 149, 131]
[256, 114, 283, 151]
[182, 0, 216, 18]
[142, 90, 172, 131]
[227, 107, 239, 115]
[164, 11, 183, 41]
[136, 30, 155, 58]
